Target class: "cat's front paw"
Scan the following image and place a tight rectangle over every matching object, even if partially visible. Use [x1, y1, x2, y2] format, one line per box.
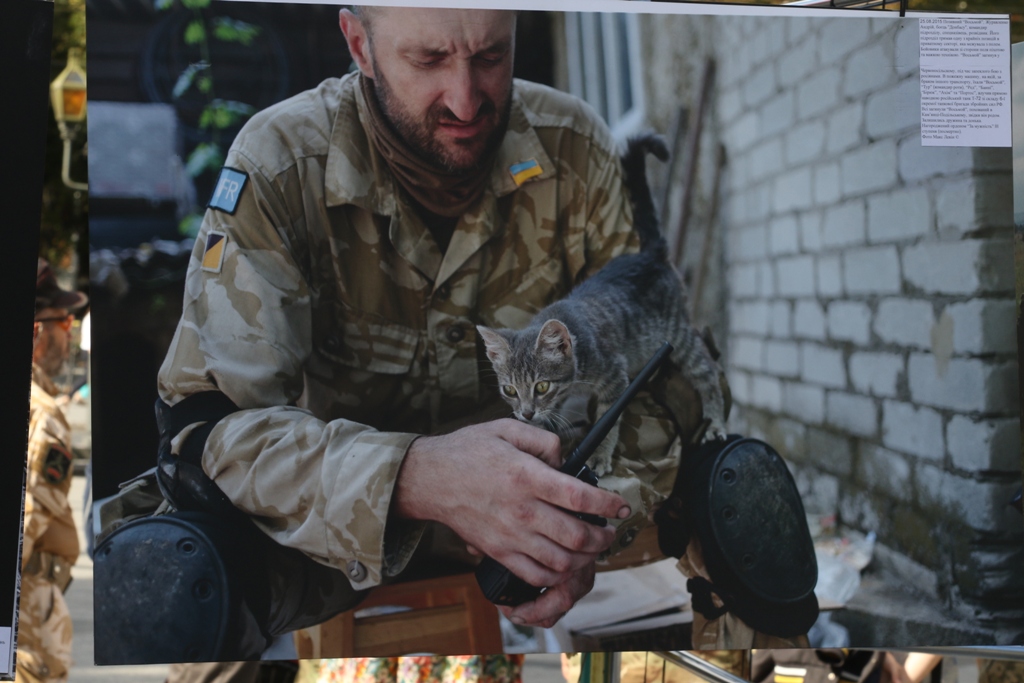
[701, 423, 728, 443]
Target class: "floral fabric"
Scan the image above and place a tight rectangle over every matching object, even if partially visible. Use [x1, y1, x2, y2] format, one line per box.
[318, 656, 523, 683]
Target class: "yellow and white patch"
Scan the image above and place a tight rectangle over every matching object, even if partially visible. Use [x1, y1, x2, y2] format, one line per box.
[201, 231, 228, 273]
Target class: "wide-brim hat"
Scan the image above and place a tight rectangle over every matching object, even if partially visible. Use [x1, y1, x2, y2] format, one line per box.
[36, 258, 88, 314]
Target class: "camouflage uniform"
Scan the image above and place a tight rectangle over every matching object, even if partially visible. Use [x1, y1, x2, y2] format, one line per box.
[17, 365, 78, 683]
[157, 72, 687, 594]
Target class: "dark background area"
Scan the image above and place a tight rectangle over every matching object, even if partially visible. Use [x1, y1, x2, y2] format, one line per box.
[0, 0, 53, 639]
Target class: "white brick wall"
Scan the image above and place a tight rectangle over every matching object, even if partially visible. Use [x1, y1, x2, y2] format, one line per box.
[703, 14, 1019, 622]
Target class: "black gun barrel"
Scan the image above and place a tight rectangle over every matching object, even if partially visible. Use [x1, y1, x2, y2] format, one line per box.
[561, 341, 674, 477]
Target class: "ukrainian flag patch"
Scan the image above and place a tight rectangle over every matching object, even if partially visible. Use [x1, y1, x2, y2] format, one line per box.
[201, 231, 228, 273]
[509, 159, 542, 186]
[208, 167, 248, 215]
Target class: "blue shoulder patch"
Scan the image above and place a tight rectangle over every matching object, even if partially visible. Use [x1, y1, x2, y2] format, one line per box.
[208, 167, 249, 215]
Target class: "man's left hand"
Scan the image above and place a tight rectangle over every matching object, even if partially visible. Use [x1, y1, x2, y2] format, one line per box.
[496, 562, 596, 628]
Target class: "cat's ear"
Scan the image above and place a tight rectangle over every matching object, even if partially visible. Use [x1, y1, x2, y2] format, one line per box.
[536, 319, 573, 361]
[477, 325, 511, 365]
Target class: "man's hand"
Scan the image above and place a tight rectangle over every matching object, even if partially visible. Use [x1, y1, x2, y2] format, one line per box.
[394, 418, 630, 590]
[498, 563, 596, 628]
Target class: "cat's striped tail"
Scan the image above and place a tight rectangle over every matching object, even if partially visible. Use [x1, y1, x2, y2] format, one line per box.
[621, 132, 670, 257]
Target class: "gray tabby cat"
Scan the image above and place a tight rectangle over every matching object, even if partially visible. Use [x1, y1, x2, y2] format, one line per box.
[477, 134, 727, 476]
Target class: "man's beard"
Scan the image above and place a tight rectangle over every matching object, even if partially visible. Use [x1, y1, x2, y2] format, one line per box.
[372, 66, 512, 174]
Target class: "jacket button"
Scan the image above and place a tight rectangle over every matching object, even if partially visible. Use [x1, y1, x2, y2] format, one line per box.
[346, 560, 367, 582]
[621, 528, 637, 547]
[323, 334, 341, 353]
[446, 325, 465, 343]
[436, 283, 451, 301]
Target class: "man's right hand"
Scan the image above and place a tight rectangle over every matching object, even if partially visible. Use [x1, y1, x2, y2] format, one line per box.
[393, 418, 630, 589]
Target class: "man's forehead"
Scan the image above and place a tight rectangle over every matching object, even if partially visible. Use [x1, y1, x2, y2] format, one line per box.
[371, 7, 515, 50]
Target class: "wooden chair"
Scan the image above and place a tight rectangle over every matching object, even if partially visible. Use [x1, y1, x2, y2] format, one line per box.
[294, 572, 503, 658]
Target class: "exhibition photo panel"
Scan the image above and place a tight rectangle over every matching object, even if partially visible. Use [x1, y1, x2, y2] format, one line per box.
[84, 0, 1023, 664]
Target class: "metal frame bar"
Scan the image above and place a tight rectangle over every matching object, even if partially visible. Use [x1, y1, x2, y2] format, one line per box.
[654, 652, 750, 683]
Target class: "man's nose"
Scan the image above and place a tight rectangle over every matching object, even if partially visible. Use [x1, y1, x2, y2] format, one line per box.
[442, 62, 484, 122]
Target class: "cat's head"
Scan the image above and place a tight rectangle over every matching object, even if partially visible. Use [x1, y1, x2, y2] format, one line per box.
[477, 320, 578, 432]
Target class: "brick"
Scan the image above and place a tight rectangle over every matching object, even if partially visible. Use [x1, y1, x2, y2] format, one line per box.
[849, 352, 903, 397]
[823, 201, 867, 248]
[881, 400, 944, 459]
[820, 16, 872, 63]
[818, 262, 844, 304]
[873, 298, 933, 348]
[902, 240, 1014, 296]
[729, 263, 759, 299]
[908, 354, 1018, 413]
[807, 427, 854, 476]
[793, 467, 839, 516]
[730, 300, 771, 336]
[744, 183, 773, 224]
[841, 140, 898, 197]
[751, 374, 784, 411]
[731, 336, 764, 372]
[801, 343, 847, 388]
[843, 42, 896, 98]
[800, 211, 823, 253]
[770, 215, 800, 256]
[760, 93, 796, 138]
[843, 246, 901, 295]
[865, 77, 921, 139]
[947, 416, 1020, 472]
[856, 443, 912, 499]
[828, 301, 872, 344]
[783, 382, 825, 424]
[765, 339, 800, 377]
[785, 120, 826, 166]
[785, 17, 814, 47]
[718, 86, 743, 126]
[794, 299, 827, 340]
[936, 175, 1014, 237]
[897, 137, 973, 183]
[825, 102, 865, 156]
[774, 166, 814, 213]
[797, 67, 841, 121]
[916, 465, 1020, 532]
[867, 187, 933, 243]
[729, 111, 760, 150]
[770, 300, 792, 338]
[893, 18, 919, 76]
[743, 63, 777, 109]
[759, 263, 777, 299]
[778, 36, 816, 88]
[728, 224, 767, 262]
[728, 370, 752, 405]
[814, 163, 841, 207]
[827, 391, 877, 437]
[945, 300, 1016, 355]
[838, 489, 881, 531]
[749, 138, 784, 182]
[776, 255, 816, 297]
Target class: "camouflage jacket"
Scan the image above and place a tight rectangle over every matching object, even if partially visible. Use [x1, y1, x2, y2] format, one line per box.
[157, 73, 688, 590]
[24, 364, 79, 568]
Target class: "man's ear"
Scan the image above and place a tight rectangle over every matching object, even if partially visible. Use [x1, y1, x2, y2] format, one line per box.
[339, 9, 375, 79]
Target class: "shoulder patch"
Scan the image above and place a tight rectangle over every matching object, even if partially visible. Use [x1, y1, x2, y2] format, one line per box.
[42, 445, 72, 485]
[201, 231, 228, 273]
[208, 167, 248, 215]
[509, 159, 542, 186]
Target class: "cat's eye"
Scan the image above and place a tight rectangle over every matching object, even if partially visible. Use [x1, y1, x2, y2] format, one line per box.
[502, 385, 518, 397]
[535, 381, 550, 395]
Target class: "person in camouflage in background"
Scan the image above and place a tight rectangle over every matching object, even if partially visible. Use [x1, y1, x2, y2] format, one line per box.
[17, 260, 87, 683]
[157, 6, 719, 670]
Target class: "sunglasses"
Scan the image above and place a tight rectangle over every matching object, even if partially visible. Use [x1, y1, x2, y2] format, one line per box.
[36, 314, 74, 332]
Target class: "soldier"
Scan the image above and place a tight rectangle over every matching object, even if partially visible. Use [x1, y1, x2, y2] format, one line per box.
[18, 259, 87, 683]
[146, 5, 745, 661]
